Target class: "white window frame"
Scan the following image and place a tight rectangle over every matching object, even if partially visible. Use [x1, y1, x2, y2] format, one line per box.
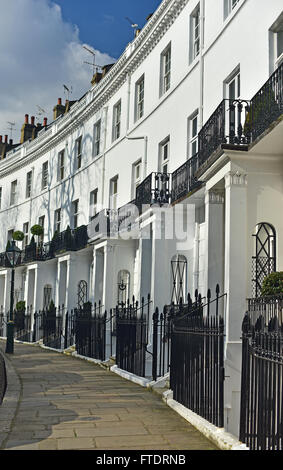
[224, 0, 240, 20]
[76, 136, 82, 170]
[42, 161, 48, 190]
[109, 176, 118, 210]
[54, 209, 61, 234]
[160, 43, 171, 96]
[188, 112, 199, 158]
[93, 120, 101, 157]
[159, 137, 170, 174]
[113, 101, 121, 142]
[0, 187, 2, 210]
[225, 68, 241, 100]
[26, 171, 32, 199]
[38, 216, 45, 244]
[135, 75, 145, 121]
[72, 199, 79, 229]
[132, 160, 142, 199]
[57, 150, 65, 181]
[192, 4, 200, 61]
[10, 180, 17, 206]
[23, 222, 29, 248]
[89, 189, 98, 221]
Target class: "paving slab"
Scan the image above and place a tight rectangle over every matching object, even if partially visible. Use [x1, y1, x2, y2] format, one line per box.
[0, 340, 218, 450]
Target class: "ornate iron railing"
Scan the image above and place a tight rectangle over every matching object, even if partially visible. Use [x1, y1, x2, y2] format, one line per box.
[170, 286, 225, 427]
[135, 172, 171, 214]
[240, 298, 283, 450]
[171, 154, 202, 203]
[248, 62, 283, 142]
[198, 98, 251, 168]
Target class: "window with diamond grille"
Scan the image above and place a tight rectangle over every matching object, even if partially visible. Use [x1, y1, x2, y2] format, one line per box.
[77, 280, 88, 309]
[171, 255, 187, 304]
[252, 223, 276, 297]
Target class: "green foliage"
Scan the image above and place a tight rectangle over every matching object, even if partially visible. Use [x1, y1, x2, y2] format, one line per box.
[31, 224, 44, 237]
[12, 230, 24, 242]
[244, 88, 280, 136]
[16, 301, 25, 312]
[261, 272, 283, 296]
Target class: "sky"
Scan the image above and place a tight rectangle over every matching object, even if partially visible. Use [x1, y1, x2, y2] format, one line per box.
[0, 0, 162, 143]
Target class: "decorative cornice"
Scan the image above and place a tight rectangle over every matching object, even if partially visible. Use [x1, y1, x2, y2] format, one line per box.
[0, 0, 189, 177]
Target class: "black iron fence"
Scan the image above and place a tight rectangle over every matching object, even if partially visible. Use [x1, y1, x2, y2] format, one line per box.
[74, 303, 107, 361]
[41, 308, 63, 349]
[170, 286, 225, 427]
[240, 296, 283, 450]
[0, 353, 7, 405]
[14, 310, 32, 342]
[115, 296, 151, 378]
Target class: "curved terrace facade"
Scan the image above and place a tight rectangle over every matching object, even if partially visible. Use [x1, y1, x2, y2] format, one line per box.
[0, 0, 283, 440]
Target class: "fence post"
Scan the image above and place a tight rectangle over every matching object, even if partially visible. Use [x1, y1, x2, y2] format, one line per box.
[152, 307, 159, 381]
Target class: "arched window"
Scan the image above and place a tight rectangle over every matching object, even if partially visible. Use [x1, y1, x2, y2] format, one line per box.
[252, 223, 276, 297]
[117, 270, 130, 306]
[43, 285, 52, 310]
[171, 254, 187, 304]
[77, 280, 88, 309]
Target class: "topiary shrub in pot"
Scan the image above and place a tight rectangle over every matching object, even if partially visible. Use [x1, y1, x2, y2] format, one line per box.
[12, 231, 24, 242]
[261, 272, 283, 296]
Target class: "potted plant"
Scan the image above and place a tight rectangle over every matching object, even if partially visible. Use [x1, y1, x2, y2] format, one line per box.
[30, 224, 44, 244]
[261, 272, 283, 296]
[12, 231, 24, 243]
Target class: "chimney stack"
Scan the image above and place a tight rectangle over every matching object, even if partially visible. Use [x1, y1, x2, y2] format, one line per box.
[4, 135, 8, 144]
[0, 136, 2, 143]
[53, 98, 66, 120]
[20, 113, 36, 143]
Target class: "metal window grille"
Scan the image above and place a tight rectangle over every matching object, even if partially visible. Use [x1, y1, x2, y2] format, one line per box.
[252, 223, 276, 298]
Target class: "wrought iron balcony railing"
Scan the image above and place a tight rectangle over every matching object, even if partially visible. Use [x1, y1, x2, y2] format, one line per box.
[198, 98, 251, 168]
[248, 62, 283, 142]
[0, 225, 89, 268]
[171, 154, 202, 203]
[135, 172, 171, 214]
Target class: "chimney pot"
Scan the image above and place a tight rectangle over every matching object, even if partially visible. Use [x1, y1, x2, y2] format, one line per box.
[43, 117, 48, 126]
[9, 139, 13, 146]
[25, 114, 29, 124]
[0, 136, 2, 143]
[31, 116, 35, 126]
[58, 98, 62, 105]
[4, 135, 8, 143]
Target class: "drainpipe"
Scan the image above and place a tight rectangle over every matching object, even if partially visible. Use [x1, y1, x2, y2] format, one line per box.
[199, 0, 205, 128]
[102, 106, 108, 207]
[126, 72, 131, 132]
[125, 135, 148, 180]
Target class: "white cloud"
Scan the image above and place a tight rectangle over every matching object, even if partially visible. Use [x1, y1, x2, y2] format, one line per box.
[0, 0, 116, 142]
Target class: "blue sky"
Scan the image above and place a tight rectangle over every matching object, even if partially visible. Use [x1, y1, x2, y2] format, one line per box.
[52, 0, 162, 58]
[0, 0, 162, 141]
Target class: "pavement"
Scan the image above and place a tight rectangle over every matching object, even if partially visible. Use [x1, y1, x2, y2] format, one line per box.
[0, 340, 218, 451]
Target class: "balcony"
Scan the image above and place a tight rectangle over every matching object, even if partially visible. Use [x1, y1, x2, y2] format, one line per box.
[0, 225, 89, 268]
[135, 172, 171, 214]
[171, 62, 283, 203]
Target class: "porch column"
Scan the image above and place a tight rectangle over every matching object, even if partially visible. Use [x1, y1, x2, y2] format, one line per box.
[224, 170, 248, 437]
[204, 189, 225, 297]
[102, 244, 115, 312]
[65, 256, 77, 312]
